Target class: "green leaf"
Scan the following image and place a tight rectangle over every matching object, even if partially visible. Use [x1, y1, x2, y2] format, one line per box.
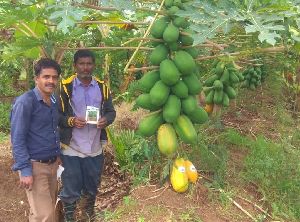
[49, 5, 88, 34]
[245, 24, 258, 33]
[28, 21, 48, 37]
[258, 30, 280, 45]
[101, 0, 135, 11]
[24, 47, 40, 59]
[291, 35, 300, 42]
[14, 36, 41, 49]
[296, 19, 300, 29]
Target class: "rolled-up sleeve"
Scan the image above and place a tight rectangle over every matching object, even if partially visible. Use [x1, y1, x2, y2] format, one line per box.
[11, 101, 32, 176]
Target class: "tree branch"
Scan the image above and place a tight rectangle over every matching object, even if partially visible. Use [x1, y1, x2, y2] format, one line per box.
[58, 46, 153, 50]
[79, 3, 166, 14]
[196, 46, 285, 61]
[123, 0, 167, 73]
[76, 21, 149, 25]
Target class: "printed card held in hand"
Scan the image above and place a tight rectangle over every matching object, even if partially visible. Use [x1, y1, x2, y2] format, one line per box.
[85, 106, 100, 124]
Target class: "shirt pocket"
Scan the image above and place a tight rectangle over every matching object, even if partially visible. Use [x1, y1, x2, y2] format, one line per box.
[92, 96, 102, 108]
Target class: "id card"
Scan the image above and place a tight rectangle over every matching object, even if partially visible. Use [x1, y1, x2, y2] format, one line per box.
[85, 106, 100, 124]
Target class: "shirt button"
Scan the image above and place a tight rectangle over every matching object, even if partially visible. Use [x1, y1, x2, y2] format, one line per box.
[54, 131, 56, 133]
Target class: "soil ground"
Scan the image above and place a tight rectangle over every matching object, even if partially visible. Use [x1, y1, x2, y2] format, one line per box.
[0, 83, 297, 222]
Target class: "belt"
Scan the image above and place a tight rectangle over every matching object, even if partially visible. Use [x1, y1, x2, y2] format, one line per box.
[31, 156, 57, 164]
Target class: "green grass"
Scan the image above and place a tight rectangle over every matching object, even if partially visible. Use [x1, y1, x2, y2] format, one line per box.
[187, 126, 229, 187]
[217, 128, 300, 221]
[0, 102, 11, 133]
[217, 70, 300, 221]
[178, 208, 203, 221]
[195, 111, 300, 221]
[243, 136, 300, 220]
[0, 131, 9, 143]
[102, 196, 138, 221]
[290, 128, 300, 148]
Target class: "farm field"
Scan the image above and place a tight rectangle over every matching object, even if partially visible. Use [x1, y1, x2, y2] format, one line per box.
[1, 74, 299, 221]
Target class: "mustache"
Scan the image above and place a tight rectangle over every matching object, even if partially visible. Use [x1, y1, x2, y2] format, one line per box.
[45, 84, 56, 87]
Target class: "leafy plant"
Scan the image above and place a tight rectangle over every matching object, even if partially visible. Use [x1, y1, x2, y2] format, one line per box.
[177, 0, 300, 46]
[0, 75, 20, 96]
[0, 102, 11, 132]
[187, 128, 229, 187]
[0, 60, 25, 96]
[108, 127, 162, 186]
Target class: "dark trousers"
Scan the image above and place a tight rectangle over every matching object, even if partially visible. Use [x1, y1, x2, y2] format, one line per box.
[59, 154, 104, 204]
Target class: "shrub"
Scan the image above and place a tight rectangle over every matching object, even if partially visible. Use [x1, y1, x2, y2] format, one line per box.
[0, 102, 11, 132]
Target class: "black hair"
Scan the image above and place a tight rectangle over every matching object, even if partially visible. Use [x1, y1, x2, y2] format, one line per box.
[34, 58, 61, 76]
[73, 49, 95, 64]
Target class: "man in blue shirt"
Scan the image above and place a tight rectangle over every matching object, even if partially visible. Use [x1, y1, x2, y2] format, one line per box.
[11, 58, 61, 222]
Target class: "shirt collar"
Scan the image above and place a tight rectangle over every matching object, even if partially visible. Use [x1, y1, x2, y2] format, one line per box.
[33, 87, 43, 101]
[33, 87, 56, 104]
[74, 76, 97, 88]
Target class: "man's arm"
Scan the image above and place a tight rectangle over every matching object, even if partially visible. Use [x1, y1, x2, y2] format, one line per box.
[56, 83, 74, 128]
[11, 100, 32, 177]
[101, 93, 116, 127]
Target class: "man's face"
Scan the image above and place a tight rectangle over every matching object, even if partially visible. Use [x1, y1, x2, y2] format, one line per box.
[74, 57, 95, 80]
[35, 68, 59, 96]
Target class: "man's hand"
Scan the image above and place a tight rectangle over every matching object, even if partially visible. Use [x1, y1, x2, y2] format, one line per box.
[20, 176, 33, 190]
[97, 117, 107, 129]
[74, 117, 86, 128]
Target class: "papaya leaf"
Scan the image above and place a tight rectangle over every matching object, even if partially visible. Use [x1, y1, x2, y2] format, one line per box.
[258, 30, 281, 45]
[48, 5, 87, 34]
[0, 2, 34, 26]
[291, 35, 300, 42]
[14, 36, 41, 49]
[27, 21, 48, 37]
[24, 47, 40, 59]
[101, 0, 135, 11]
[297, 19, 300, 29]
[1, 35, 42, 60]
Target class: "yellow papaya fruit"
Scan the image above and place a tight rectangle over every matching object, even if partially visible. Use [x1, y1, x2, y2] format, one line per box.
[184, 160, 198, 183]
[170, 158, 189, 193]
[204, 103, 214, 114]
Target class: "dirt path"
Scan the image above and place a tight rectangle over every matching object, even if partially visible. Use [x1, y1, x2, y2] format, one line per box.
[0, 141, 29, 222]
[0, 141, 254, 222]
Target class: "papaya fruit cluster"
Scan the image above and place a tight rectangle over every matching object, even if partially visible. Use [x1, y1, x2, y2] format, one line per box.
[136, 0, 207, 158]
[241, 66, 266, 90]
[170, 158, 198, 193]
[203, 60, 244, 107]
